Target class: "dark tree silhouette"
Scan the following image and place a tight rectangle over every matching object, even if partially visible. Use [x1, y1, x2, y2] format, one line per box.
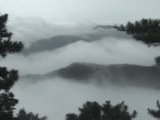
[154, 56, 160, 65]
[0, 92, 18, 120]
[0, 13, 23, 91]
[115, 18, 160, 46]
[66, 113, 78, 120]
[115, 18, 160, 65]
[0, 67, 19, 91]
[17, 109, 47, 120]
[0, 13, 23, 120]
[148, 100, 160, 119]
[0, 13, 46, 120]
[0, 14, 23, 57]
[66, 101, 137, 120]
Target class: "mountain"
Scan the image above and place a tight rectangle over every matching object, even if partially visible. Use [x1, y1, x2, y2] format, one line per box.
[57, 63, 160, 86]
[22, 27, 131, 55]
[93, 25, 114, 30]
[23, 63, 160, 89]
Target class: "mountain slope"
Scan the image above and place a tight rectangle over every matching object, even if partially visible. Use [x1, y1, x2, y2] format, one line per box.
[57, 63, 160, 80]
[22, 27, 130, 55]
[23, 63, 160, 89]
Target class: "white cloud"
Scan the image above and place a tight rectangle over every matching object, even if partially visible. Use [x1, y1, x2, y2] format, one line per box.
[12, 78, 159, 120]
[0, 16, 159, 120]
[1, 35, 160, 76]
[7, 17, 95, 46]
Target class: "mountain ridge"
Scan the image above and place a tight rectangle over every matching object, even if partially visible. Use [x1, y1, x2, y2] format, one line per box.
[22, 27, 131, 55]
[22, 63, 160, 89]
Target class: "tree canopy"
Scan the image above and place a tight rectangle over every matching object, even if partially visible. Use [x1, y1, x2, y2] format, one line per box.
[148, 100, 160, 119]
[0, 13, 24, 120]
[115, 18, 160, 65]
[0, 13, 23, 91]
[17, 109, 47, 120]
[0, 92, 18, 120]
[0, 13, 47, 120]
[115, 18, 160, 46]
[66, 101, 137, 120]
[154, 56, 160, 65]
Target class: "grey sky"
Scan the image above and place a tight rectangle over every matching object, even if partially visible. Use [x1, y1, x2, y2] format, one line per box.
[0, 0, 160, 24]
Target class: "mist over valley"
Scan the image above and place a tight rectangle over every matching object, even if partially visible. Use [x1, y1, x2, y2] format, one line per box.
[1, 1, 160, 120]
[0, 20, 157, 120]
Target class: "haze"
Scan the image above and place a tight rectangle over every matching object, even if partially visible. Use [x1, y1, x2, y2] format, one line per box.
[0, 21, 158, 120]
[0, 1, 160, 120]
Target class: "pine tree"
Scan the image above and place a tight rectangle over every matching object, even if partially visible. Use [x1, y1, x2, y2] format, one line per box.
[66, 101, 137, 120]
[17, 109, 47, 120]
[148, 100, 160, 119]
[0, 13, 23, 120]
[0, 13, 47, 120]
[115, 18, 160, 46]
[0, 14, 23, 91]
[0, 92, 18, 120]
[154, 56, 160, 65]
[115, 19, 160, 65]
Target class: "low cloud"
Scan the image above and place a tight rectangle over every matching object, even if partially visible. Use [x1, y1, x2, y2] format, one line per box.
[0, 18, 159, 120]
[12, 77, 159, 120]
[1, 36, 160, 75]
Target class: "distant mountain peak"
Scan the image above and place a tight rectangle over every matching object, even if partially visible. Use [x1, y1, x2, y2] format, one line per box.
[93, 25, 114, 30]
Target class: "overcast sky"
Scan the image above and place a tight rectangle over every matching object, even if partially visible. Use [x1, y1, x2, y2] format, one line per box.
[0, 0, 160, 24]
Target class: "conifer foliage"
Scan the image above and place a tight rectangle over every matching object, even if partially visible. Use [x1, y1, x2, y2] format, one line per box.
[0, 13, 47, 120]
[0, 14, 23, 91]
[115, 18, 160, 65]
[0, 14, 23, 57]
[0, 13, 23, 120]
[0, 92, 18, 120]
[17, 109, 47, 120]
[66, 101, 137, 120]
[115, 19, 160, 46]
[148, 100, 160, 119]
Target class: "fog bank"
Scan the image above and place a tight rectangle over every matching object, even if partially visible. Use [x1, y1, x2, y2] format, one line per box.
[1, 19, 159, 120]
[12, 77, 160, 120]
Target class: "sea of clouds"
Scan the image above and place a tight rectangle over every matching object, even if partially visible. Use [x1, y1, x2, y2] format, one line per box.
[0, 18, 159, 120]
